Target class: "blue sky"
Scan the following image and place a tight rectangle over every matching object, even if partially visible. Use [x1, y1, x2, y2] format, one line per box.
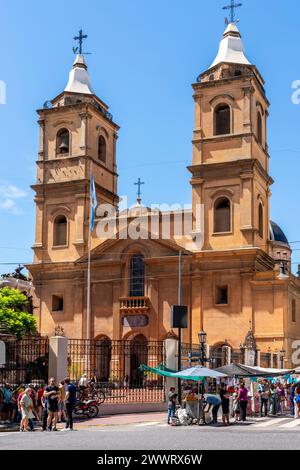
[0, 0, 300, 273]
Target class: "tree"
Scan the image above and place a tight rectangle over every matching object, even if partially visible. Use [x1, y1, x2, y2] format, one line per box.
[1, 265, 28, 281]
[0, 287, 37, 338]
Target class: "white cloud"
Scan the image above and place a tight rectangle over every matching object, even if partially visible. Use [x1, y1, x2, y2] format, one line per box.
[0, 185, 26, 215]
[0, 185, 26, 199]
[0, 198, 15, 210]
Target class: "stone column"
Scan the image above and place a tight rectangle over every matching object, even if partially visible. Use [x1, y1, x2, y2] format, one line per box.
[48, 336, 68, 383]
[270, 352, 274, 368]
[256, 350, 261, 367]
[164, 337, 178, 401]
[0, 340, 5, 366]
[79, 112, 91, 154]
[222, 346, 231, 365]
[38, 119, 45, 160]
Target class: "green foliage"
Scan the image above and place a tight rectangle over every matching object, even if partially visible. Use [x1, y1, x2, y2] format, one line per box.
[0, 287, 37, 338]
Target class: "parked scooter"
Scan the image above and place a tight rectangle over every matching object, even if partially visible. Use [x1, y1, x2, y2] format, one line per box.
[73, 399, 99, 418]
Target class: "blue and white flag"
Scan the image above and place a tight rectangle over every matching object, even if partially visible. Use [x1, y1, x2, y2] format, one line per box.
[90, 175, 97, 231]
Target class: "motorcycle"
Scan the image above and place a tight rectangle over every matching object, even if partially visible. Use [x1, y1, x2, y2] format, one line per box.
[73, 399, 99, 418]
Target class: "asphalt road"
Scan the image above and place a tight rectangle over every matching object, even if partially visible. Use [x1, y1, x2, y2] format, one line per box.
[1, 418, 300, 450]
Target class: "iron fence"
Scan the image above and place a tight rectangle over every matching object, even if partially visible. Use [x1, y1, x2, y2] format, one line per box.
[68, 339, 165, 404]
[0, 335, 49, 386]
[182, 343, 245, 368]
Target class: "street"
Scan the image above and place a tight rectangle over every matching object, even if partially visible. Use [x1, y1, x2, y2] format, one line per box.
[1, 415, 300, 450]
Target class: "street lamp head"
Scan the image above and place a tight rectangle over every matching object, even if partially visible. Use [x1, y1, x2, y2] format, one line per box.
[198, 331, 207, 344]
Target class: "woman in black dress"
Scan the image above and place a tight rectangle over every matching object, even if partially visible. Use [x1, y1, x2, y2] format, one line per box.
[220, 383, 230, 426]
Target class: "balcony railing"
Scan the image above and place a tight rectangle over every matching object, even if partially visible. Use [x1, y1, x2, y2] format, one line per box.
[120, 297, 150, 312]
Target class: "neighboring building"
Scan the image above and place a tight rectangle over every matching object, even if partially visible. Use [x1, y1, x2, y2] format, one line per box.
[27, 22, 300, 368]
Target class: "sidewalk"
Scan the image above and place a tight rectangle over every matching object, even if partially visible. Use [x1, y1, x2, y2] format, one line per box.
[72, 412, 166, 430]
[0, 412, 167, 432]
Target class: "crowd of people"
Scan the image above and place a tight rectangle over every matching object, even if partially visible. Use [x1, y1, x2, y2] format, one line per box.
[257, 379, 300, 418]
[167, 379, 300, 426]
[0, 377, 77, 432]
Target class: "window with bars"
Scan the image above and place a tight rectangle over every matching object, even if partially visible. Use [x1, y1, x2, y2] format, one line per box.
[130, 254, 145, 297]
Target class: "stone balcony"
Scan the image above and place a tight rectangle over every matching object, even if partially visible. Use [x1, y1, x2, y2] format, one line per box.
[120, 296, 150, 313]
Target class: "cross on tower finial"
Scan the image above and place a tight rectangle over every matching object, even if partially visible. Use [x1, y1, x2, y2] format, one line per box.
[223, 0, 242, 24]
[134, 178, 145, 205]
[73, 29, 88, 55]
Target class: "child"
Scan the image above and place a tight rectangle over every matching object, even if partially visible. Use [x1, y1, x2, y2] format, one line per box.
[167, 392, 178, 425]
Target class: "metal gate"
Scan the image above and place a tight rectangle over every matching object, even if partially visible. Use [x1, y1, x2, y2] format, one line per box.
[68, 339, 165, 403]
[0, 335, 49, 386]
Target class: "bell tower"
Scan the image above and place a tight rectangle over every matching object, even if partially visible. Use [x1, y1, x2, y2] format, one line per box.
[189, 23, 273, 253]
[32, 51, 120, 263]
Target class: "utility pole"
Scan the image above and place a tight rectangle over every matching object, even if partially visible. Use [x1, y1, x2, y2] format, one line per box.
[178, 251, 182, 404]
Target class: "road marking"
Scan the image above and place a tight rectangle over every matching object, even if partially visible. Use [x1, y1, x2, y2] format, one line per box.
[135, 422, 161, 427]
[250, 418, 288, 428]
[279, 419, 300, 429]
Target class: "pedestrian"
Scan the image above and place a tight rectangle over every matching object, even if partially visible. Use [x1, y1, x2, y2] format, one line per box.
[0, 388, 4, 423]
[2, 383, 13, 423]
[20, 388, 34, 432]
[44, 377, 59, 431]
[58, 380, 66, 423]
[11, 387, 21, 423]
[277, 383, 285, 414]
[168, 387, 176, 400]
[28, 384, 38, 421]
[167, 392, 177, 425]
[258, 379, 270, 417]
[79, 373, 89, 399]
[41, 392, 49, 431]
[63, 377, 77, 431]
[294, 382, 300, 419]
[269, 383, 277, 416]
[36, 382, 45, 420]
[238, 382, 248, 422]
[232, 387, 241, 422]
[123, 375, 129, 390]
[289, 382, 296, 417]
[220, 383, 230, 426]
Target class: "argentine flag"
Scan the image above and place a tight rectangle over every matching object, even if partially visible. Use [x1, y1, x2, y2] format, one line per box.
[90, 175, 97, 231]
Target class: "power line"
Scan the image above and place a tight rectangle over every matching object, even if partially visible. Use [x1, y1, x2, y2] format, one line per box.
[1, 239, 300, 252]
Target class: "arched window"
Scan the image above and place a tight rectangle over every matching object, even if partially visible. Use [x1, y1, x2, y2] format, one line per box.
[258, 203, 264, 238]
[214, 104, 231, 136]
[214, 197, 231, 233]
[130, 254, 145, 297]
[98, 136, 106, 163]
[292, 299, 296, 323]
[56, 128, 70, 155]
[257, 112, 263, 145]
[53, 215, 68, 246]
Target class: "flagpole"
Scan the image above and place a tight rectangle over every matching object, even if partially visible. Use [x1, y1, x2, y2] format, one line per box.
[86, 160, 93, 374]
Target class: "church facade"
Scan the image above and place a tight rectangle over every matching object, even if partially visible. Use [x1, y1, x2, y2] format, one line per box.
[27, 23, 300, 368]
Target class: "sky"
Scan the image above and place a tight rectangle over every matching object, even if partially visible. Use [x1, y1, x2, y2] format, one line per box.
[0, 0, 300, 274]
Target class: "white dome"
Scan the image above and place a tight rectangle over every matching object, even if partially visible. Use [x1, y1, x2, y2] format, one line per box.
[209, 23, 251, 69]
[64, 54, 94, 95]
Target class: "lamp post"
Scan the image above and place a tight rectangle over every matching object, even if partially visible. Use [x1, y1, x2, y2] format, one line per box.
[198, 331, 207, 400]
[198, 331, 207, 366]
